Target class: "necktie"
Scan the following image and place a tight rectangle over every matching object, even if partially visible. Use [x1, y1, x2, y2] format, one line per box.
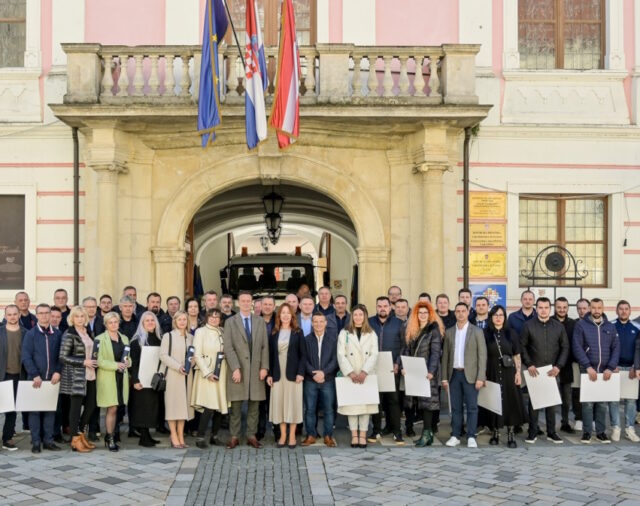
[244, 317, 252, 344]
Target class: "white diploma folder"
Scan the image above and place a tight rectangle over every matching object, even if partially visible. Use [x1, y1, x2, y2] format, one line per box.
[580, 373, 621, 402]
[523, 365, 561, 410]
[16, 381, 60, 412]
[620, 373, 640, 400]
[139, 346, 162, 388]
[335, 375, 380, 407]
[401, 356, 430, 398]
[0, 380, 15, 413]
[478, 381, 502, 415]
[376, 352, 396, 393]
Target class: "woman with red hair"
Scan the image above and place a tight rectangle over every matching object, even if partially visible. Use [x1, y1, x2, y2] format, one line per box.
[401, 301, 444, 447]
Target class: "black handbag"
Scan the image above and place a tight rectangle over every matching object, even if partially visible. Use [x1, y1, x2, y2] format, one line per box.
[151, 333, 172, 392]
[494, 333, 515, 368]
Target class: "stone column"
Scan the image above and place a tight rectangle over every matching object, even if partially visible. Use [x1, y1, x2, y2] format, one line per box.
[91, 162, 127, 297]
[356, 246, 390, 310]
[152, 247, 187, 299]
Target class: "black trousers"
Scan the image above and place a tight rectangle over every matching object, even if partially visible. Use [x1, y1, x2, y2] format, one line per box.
[68, 380, 97, 434]
[258, 383, 272, 436]
[422, 409, 434, 429]
[528, 399, 556, 435]
[371, 390, 401, 435]
[2, 374, 19, 443]
[197, 409, 223, 438]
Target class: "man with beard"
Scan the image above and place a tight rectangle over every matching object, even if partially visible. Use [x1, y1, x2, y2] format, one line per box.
[160, 296, 181, 334]
[473, 297, 490, 330]
[220, 294, 236, 321]
[508, 290, 536, 339]
[99, 294, 113, 317]
[146, 292, 165, 320]
[333, 295, 350, 333]
[552, 297, 579, 434]
[458, 288, 476, 323]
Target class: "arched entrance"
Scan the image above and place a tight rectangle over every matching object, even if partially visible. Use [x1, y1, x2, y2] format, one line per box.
[152, 153, 389, 309]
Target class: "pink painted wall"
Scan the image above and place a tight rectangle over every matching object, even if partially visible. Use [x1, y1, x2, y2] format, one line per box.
[623, 0, 635, 119]
[492, 0, 504, 120]
[329, 0, 343, 43]
[375, 0, 458, 45]
[85, 0, 165, 45]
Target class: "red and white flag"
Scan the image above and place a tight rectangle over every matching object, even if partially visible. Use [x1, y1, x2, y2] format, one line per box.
[269, 0, 300, 149]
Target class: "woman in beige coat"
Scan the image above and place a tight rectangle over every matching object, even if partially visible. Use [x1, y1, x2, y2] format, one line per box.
[159, 310, 194, 448]
[337, 304, 379, 448]
[191, 309, 228, 449]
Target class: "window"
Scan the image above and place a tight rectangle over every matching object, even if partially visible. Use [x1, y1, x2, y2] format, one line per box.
[0, 0, 26, 68]
[0, 195, 25, 289]
[518, 0, 604, 70]
[519, 195, 607, 287]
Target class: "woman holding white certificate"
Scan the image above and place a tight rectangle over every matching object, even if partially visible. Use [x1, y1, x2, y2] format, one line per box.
[401, 301, 443, 447]
[337, 304, 379, 448]
[484, 305, 525, 448]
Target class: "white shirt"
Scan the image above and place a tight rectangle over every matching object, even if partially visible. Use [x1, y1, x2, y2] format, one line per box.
[315, 333, 324, 364]
[453, 322, 469, 369]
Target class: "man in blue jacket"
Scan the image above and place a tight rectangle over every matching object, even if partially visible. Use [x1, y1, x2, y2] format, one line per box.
[507, 290, 536, 339]
[368, 296, 405, 444]
[21, 304, 62, 453]
[572, 298, 620, 444]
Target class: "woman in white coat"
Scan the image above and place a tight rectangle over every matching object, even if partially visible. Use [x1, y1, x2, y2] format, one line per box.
[337, 304, 379, 448]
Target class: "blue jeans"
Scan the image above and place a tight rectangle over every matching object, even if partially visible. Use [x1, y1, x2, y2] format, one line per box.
[582, 402, 608, 434]
[303, 380, 336, 437]
[29, 411, 55, 445]
[615, 367, 637, 428]
[449, 369, 479, 439]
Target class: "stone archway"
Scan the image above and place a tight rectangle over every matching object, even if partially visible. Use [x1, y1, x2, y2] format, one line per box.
[152, 152, 390, 308]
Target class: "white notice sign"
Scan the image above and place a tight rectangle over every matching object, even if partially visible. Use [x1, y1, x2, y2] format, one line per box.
[0, 381, 15, 413]
[376, 352, 396, 393]
[580, 373, 621, 403]
[478, 381, 502, 415]
[401, 356, 430, 398]
[335, 375, 380, 407]
[16, 381, 60, 412]
[620, 373, 640, 400]
[139, 346, 162, 388]
[523, 365, 562, 410]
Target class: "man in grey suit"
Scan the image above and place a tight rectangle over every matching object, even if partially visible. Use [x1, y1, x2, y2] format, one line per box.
[441, 302, 487, 448]
[224, 291, 269, 449]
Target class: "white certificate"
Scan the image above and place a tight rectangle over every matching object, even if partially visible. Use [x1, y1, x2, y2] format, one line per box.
[376, 352, 396, 393]
[478, 381, 502, 415]
[0, 381, 15, 413]
[335, 375, 379, 407]
[523, 365, 562, 410]
[139, 346, 162, 388]
[571, 363, 580, 389]
[580, 373, 621, 402]
[620, 373, 640, 400]
[16, 381, 60, 412]
[401, 356, 430, 398]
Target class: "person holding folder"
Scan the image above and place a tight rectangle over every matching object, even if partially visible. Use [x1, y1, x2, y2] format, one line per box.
[337, 304, 379, 448]
[401, 301, 443, 447]
[191, 309, 229, 449]
[573, 298, 620, 444]
[96, 312, 131, 452]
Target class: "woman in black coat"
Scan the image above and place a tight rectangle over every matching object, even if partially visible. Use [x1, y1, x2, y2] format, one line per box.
[266, 303, 306, 448]
[129, 311, 163, 447]
[484, 305, 525, 448]
[59, 306, 98, 453]
[401, 301, 443, 447]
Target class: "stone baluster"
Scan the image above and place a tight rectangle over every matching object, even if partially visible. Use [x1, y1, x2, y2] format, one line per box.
[414, 56, 425, 96]
[100, 55, 115, 99]
[429, 55, 441, 98]
[165, 55, 176, 96]
[304, 54, 316, 95]
[398, 56, 410, 96]
[179, 54, 191, 97]
[148, 54, 160, 96]
[226, 56, 238, 96]
[133, 54, 145, 96]
[117, 55, 129, 97]
[367, 56, 378, 96]
[351, 55, 361, 97]
[382, 55, 393, 96]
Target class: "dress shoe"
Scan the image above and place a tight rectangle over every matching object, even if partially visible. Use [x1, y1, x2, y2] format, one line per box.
[246, 437, 263, 449]
[195, 439, 209, 450]
[31, 444, 41, 454]
[43, 442, 62, 451]
[323, 436, 337, 448]
[209, 435, 220, 446]
[301, 435, 316, 447]
[226, 437, 240, 449]
[255, 432, 265, 441]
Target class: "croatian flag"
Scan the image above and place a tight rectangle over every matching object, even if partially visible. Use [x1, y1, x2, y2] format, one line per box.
[269, 0, 300, 149]
[197, 0, 229, 147]
[244, 0, 268, 149]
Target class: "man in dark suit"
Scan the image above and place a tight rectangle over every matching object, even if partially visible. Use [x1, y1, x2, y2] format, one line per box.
[83, 296, 105, 338]
[223, 291, 269, 449]
[301, 313, 339, 447]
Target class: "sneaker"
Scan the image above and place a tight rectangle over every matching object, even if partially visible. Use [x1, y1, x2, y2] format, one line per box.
[625, 427, 640, 442]
[560, 424, 575, 434]
[393, 434, 405, 445]
[574, 420, 583, 431]
[546, 433, 563, 444]
[366, 433, 381, 444]
[596, 433, 610, 444]
[611, 426, 621, 442]
[467, 437, 478, 448]
[2, 441, 18, 451]
[445, 436, 460, 447]
[580, 432, 591, 444]
[524, 434, 537, 444]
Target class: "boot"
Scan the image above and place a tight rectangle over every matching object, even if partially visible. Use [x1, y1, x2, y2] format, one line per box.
[414, 429, 431, 448]
[489, 429, 499, 446]
[507, 428, 517, 449]
[425, 429, 434, 446]
[105, 433, 119, 452]
[138, 429, 156, 448]
[79, 432, 96, 450]
[71, 435, 91, 453]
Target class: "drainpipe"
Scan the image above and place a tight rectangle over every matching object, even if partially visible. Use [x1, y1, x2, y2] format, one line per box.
[462, 127, 471, 288]
[72, 127, 80, 305]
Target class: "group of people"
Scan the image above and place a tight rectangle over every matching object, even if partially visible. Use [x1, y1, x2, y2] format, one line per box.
[0, 283, 638, 454]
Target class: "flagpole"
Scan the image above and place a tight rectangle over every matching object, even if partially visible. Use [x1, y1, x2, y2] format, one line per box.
[222, 0, 246, 68]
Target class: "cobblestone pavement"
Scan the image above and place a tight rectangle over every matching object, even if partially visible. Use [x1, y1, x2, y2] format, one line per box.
[2, 418, 640, 505]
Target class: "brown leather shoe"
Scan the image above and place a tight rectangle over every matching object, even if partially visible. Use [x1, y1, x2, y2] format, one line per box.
[246, 437, 263, 449]
[226, 437, 240, 449]
[323, 436, 337, 448]
[71, 435, 91, 453]
[301, 435, 316, 447]
[79, 432, 96, 450]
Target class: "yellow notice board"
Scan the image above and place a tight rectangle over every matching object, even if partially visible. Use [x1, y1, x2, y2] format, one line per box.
[470, 223, 506, 248]
[470, 252, 507, 278]
[469, 192, 506, 219]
